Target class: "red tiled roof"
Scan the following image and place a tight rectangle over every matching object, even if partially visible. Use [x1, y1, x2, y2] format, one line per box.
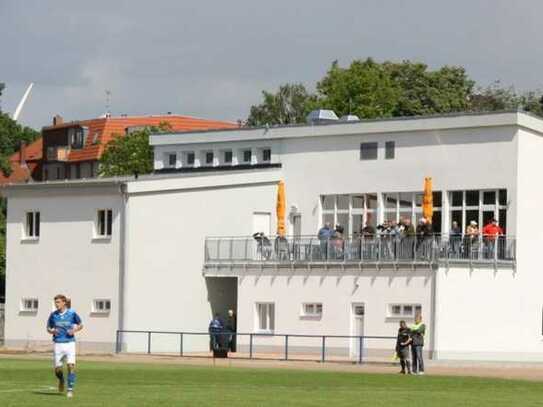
[44, 115, 238, 162]
[0, 138, 43, 184]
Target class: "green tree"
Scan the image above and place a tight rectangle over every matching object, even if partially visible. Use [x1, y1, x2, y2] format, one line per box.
[468, 81, 543, 116]
[99, 122, 172, 177]
[316, 59, 400, 118]
[384, 62, 474, 116]
[247, 83, 316, 126]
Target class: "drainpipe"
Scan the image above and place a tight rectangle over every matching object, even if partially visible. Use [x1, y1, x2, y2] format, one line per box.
[429, 266, 438, 360]
[117, 183, 128, 350]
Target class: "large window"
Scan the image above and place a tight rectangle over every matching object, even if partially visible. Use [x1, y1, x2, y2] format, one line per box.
[449, 189, 507, 233]
[321, 194, 377, 236]
[256, 303, 275, 332]
[383, 191, 442, 233]
[25, 211, 40, 238]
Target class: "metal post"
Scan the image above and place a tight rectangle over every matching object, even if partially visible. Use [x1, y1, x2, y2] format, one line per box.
[115, 330, 120, 354]
[358, 336, 363, 364]
[321, 336, 326, 363]
[284, 335, 289, 361]
[147, 332, 152, 354]
[244, 238, 249, 261]
[229, 239, 233, 261]
[249, 334, 253, 359]
[180, 333, 184, 357]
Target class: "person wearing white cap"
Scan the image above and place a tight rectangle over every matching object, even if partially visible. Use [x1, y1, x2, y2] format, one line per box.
[465, 220, 480, 258]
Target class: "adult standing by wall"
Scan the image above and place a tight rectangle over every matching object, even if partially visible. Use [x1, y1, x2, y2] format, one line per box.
[225, 309, 237, 352]
[410, 313, 426, 375]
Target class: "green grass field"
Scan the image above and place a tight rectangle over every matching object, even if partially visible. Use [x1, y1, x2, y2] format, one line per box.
[1, 358, 542, 406]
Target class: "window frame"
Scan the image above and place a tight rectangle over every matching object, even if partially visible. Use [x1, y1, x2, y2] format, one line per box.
[448, 189, 507, 233]
[166, 152, 177, 168]
[360, 142, 378, 161]
[387, 303, 422, 319]
[95, 209, 113, 239]
[242, 149, 252, 164]
[255, 302, 275, 333]
[301, 302, 323, 318]
[92, 299, 111, 314]
[385, 141, 395, 159]
[23, 211, 40, 240]
[223, 150, 233, 165]
[261, 148, 272, 163]
[20, 297, 39, 313]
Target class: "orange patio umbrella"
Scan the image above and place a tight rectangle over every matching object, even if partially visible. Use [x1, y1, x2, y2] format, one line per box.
[276, 180, 286, 237]
[422, 177, 433, 222]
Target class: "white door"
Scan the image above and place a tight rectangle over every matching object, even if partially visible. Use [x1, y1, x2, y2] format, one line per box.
[253, 212, 271, 259]
[350, 303, 365, 360]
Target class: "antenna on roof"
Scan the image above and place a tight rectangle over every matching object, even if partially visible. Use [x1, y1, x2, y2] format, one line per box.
[105, 89, 111, 118]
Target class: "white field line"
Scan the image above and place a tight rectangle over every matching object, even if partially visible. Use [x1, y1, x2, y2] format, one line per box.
[0, 386, 56, 393]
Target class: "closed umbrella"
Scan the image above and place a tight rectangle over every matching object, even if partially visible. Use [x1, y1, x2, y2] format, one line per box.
[276, 180, 286, 237]
[422, 177, 433, 222]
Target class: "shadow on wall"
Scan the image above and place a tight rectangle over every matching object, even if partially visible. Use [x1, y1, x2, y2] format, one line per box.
[206, 277, 237, 322]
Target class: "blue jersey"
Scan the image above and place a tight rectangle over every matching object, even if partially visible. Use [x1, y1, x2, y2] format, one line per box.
[47, 309, 82, 343]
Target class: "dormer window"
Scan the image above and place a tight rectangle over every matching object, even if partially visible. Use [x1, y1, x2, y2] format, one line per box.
[69, 127, 88, 149]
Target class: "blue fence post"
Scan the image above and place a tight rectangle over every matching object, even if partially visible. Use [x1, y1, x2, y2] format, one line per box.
[321, 336, 326, 363]
[358, 336, 363, 364]
[147, 332, 152, 355]
[284, 335, 289, 361]
[249, 334, 253, 359]
[180, 333, 183, 357]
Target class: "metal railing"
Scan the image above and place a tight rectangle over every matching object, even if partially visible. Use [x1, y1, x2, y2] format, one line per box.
[115, 330, 396, 364]
[204, 234, 516, 266]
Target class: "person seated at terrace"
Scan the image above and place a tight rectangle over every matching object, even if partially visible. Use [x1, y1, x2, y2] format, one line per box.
[253, 232, 272, 260]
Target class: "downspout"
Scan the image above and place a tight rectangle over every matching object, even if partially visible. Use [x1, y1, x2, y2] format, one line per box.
[117, 183, 128, 351]
[429, 265, 438, 360]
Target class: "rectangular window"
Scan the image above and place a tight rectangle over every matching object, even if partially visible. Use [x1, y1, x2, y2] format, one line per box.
[185, 152, 195, 166]
[25, 211, 40, 238]
[242, 149, 252, 163]
[224, 151, 233, 164]
[256, 303, 275, 332]
[96, 209, 113, 238]
[205, 151, 214, 165]
[360, 142, 378, 160]
[302, 303, 323, 317]
[92, 299, 111, 314]
[385, 141, 395, 159]
[167, 153, 177, 167]
[262, 148, 271, 162]
[388, 304, 422, 319]
[21, 298, 39, 312]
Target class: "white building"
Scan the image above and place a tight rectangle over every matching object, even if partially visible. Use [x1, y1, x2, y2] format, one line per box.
[3, 111, 542, 361]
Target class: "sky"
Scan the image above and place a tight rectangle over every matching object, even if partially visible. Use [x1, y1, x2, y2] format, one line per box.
[1, 0, 542, 129]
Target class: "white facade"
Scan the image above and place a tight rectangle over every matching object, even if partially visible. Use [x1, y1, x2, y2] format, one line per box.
[4, 111, 543, 361]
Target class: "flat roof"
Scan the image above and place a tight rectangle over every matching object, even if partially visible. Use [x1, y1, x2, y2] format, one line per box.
[150, 110, 543, 146]
[0, 166, 282, 193]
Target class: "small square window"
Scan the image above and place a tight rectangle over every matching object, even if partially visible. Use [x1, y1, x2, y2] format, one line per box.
[242, 150, 252, 163]
[93, 299, 111, 313]
[360, 142, 378, 160]
[385, 141, 395, 159]
[391, 305, 401, 316]
[96, 209, 113, 238]
[205, 151, 214, 165]
[262, 148, 271, 162]
[21, 298, 39, 312]
[451, 191, 463, 207]
[302, 303, 323, 317]
[224, 151, 233, 164]
[167, 153, 177, 167]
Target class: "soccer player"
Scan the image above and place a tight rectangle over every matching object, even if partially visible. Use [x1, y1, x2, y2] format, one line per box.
[46, 294, 83, 398]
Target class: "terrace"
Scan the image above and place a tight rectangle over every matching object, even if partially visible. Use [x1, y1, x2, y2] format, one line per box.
[203, 234, 516, 274]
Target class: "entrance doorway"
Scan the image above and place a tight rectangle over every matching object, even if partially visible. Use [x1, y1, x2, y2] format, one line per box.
[350, 303, 365, 360]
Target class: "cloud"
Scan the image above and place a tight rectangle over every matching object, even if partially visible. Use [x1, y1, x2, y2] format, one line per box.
[1, 0, 542, 129]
